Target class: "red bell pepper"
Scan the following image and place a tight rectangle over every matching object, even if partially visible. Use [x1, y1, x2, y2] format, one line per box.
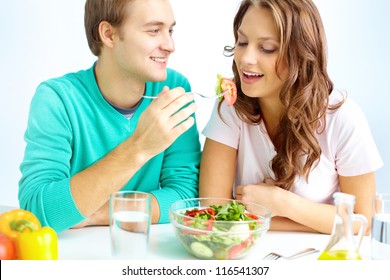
[183, 208, 216, 234]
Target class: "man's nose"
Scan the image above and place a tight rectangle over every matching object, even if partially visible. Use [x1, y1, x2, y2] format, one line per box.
[161, 33, 175, 53]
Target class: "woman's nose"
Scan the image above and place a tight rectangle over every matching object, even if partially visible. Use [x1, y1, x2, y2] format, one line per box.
[239, 46, 257, 65]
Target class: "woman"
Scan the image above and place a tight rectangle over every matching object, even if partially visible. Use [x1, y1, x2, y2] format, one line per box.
[199, 0, 383, 234]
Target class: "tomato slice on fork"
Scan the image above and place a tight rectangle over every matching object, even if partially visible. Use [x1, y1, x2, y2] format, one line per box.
[220, 78, 237, 106]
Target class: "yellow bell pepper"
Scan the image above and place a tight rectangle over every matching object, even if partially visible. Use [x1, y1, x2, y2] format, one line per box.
[0, 209, 58, 260]
[0, 209, 41, 240]
[15, 226, 58, 260]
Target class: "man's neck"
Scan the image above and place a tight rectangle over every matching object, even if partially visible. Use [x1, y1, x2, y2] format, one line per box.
[94, 58, 145, 110]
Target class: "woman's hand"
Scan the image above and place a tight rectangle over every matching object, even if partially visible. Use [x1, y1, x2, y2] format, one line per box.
[235, 178, 284, 217]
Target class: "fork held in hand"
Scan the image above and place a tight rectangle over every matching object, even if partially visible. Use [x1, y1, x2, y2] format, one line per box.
[263, 248, 319, 260]
[141, 89, 229, 99]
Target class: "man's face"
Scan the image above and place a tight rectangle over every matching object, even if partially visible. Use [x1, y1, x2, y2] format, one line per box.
[112, 0, 176, 82]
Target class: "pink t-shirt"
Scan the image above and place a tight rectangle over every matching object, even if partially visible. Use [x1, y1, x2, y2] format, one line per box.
[202, 90, 383, 204]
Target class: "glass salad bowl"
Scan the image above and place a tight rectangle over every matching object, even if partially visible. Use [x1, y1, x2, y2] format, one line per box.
[169, 198, 271, 260]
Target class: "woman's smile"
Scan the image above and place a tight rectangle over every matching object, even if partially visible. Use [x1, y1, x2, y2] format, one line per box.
[241, 69, 264, 84]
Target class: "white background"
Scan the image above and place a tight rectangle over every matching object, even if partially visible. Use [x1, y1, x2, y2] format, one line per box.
[0, 0, 389, 207]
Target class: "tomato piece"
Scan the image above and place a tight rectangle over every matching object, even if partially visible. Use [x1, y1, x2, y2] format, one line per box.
[221, 78, 237, 106]
[245, 213, 259, 220]
[228, 236, 254, 259]
[185, 208, 216, 217]
[182, 208, 216, 235]
[0, 233, 16, 260]
[228, 244, 244, 259]
[245, 212, 263, 230]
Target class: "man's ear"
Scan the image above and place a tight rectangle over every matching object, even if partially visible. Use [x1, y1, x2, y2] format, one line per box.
[98, 21, 116, 49]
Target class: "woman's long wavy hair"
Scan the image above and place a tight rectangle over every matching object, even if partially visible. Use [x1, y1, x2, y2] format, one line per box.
[223, 0, 343, 190]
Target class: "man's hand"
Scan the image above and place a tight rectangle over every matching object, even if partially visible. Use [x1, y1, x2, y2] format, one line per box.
[132, 86, 196, 159]
[70, 87, 195, 227]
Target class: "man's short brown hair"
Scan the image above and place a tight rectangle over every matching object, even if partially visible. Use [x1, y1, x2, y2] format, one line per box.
[84, 0, 133, 56]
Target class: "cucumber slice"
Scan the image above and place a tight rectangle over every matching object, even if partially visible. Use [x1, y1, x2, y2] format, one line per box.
[190, 242, 213, 258]
[229, 224, 250, 241]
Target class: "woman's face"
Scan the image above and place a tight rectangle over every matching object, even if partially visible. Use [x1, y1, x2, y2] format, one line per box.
[234, 6, 288, 101]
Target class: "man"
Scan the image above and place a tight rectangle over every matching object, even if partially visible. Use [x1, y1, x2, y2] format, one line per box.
[18, 0, 201, 233]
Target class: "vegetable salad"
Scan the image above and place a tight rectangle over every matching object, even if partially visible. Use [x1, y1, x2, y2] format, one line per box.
[171, 200, 267, 260]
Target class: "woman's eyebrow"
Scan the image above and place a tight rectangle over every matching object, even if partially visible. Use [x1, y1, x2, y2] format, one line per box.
[237, 29, 247, 37]
[237, 29, 278, 42]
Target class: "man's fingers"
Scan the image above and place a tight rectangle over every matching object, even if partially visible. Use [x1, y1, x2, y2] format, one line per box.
[168, 102, 197, 128]
[153, 87, 191, 109]
[171, 116, 195, 138]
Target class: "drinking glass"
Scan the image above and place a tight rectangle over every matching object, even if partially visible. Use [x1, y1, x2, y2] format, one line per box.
[371, 193, 390, 260]
[110, 190, 151, 259]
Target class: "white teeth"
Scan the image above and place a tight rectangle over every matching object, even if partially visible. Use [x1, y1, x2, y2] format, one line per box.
[243, 71, 263, 77]
[151, 57, 166, 63]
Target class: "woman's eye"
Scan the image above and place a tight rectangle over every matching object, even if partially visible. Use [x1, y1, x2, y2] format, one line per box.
[261, 47, 276, 54]
[236, 41, 248, 47]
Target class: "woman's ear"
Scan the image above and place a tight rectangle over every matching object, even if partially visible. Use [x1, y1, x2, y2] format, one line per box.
[98, 21, 115, 49]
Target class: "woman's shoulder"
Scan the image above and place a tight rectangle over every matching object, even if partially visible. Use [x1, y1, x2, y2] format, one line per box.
[324, 90, 383, 175]
[325, 89, 371, 135]
[328, 89, 347, 104]
[328, 89, 364, 118]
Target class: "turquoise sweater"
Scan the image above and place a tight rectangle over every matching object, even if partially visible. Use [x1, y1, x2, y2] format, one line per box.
[18, 65, 201, 233]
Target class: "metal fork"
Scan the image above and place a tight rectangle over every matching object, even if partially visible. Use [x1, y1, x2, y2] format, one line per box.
[263, 248, 319, 260]
[141, 89, 229, 99]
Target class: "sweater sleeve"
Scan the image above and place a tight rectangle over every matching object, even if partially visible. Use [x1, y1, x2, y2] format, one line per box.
[18, 82, 84, 233]
[149, 73, 201, 223]
[151, 123, 201, 223]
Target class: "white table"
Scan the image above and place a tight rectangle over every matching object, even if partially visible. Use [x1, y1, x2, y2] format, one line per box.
[58, 224, 371, 260]
[3, 206, 388, 280]
[0, 205, 371, 260]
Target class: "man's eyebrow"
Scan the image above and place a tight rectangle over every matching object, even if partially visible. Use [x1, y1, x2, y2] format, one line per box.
[143, 21, 176, 27]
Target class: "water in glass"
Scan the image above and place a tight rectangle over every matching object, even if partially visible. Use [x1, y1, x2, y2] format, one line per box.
[110, 211, 150, 259]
